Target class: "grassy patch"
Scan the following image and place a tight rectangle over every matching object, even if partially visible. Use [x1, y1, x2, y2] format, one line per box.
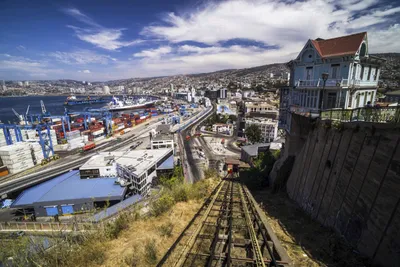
[1, 177, 219, 267]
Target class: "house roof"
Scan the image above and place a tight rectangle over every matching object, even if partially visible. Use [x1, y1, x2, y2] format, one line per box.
[311, 32, 366, 58]
[241, 143, 270, 157]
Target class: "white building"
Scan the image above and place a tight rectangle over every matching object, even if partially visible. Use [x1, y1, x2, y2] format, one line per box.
[212, 123, 234, 135]
[220, 88, 227, 99]
[79, 149, 174, 196]
[24, 81, 29, 87]
[151, 125, 174, 153]
[103, 86, 110, 95]
[245, 118, 278, 143]
[79, 154, 118, 178]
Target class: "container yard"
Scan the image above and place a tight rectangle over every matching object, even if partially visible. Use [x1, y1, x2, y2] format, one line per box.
[0, 100, 202, 177]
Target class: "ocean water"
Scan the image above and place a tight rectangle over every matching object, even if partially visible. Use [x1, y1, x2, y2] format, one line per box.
[0, 96, 110, 124]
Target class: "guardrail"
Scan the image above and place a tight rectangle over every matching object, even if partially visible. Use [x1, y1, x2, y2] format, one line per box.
[0, 221, 96, 232]
[321, 106, 400, 123]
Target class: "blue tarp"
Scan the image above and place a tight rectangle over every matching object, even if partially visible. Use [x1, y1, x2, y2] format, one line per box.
[91, 194, 142, 222]
[157, 155, 174, 170]
[12, 170, 126, 207]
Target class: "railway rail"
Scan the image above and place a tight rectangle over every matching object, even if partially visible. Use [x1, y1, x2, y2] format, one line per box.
[157, 174, 291, 267]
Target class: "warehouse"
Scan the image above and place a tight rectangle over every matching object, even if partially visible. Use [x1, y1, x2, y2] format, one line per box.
[11, 170, 126, 217]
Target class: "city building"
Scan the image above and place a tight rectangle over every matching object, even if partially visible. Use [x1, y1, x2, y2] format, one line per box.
[220, 88, 227, 99]
[279, 31, 386, 133]
[245, 118, 278, 143]
[151, 125, 174, 153]
[103, 86, 110, 95]
[212, 123, 234, 135]
[116, 148, 174, 196]
[244, 101, 278, 119]
[204, 88, 220, 101]
[11, 170, 126, 217]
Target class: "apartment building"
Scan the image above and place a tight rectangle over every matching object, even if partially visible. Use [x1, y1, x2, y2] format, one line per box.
[245, 118, 278, 143]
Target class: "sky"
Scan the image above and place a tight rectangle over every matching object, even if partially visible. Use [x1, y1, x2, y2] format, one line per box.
[0, 0, 399, 81]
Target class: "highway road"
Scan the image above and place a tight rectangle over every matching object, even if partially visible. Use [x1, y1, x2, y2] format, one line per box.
[0, 117, 165, 199]
[179, 105, 215, 183]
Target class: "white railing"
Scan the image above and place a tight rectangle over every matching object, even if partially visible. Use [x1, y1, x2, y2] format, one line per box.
[296, 78, 378, 88]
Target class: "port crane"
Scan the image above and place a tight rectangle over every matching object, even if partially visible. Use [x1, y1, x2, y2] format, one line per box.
[11, 105, 30, 125]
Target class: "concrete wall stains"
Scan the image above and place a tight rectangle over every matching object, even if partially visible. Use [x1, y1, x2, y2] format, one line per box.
[286, 120, 400, 267]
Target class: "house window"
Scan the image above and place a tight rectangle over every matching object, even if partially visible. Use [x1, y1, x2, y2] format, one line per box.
[305, 67, 313, 80]
[331, 64, 340, 79]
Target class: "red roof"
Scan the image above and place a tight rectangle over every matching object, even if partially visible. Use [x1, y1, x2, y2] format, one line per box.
[311, 32, 366, 58]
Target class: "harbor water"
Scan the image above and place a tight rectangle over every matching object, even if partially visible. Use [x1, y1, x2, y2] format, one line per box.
[0, 96, 110, 124]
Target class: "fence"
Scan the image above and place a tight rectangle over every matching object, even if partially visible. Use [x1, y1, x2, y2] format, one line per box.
[0, 221, 96, 232]
[321, 106, 400, 124]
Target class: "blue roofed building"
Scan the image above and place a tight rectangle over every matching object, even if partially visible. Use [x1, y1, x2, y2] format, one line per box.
[11, 148, 175, 217]
[12, 170, 126, 217]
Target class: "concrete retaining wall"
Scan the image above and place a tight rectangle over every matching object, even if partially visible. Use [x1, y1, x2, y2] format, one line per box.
[286, 121, 400, 267]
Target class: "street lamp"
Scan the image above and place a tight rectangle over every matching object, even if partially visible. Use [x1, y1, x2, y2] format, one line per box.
[319, 73, 329, 110]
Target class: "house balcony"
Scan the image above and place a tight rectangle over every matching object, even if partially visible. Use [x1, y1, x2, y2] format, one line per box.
[295, 79, 378, 88]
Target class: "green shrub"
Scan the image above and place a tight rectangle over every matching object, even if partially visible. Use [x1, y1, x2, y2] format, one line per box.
[104, 213, 129, 239]
[171, 184, 189, 202]
[158, 221, 174, 237]
[150, 194, 175, 216]
[204, 168, 218, 179]
[144, 239, 158, 265]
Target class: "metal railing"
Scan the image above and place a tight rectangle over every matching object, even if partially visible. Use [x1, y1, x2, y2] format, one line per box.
[321, 106, 400, 123]
[296, 78, 378, 88]
[0, 221, 96, 232]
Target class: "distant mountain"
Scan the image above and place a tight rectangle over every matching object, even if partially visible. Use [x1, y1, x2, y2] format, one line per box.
[186, 63, 289, 79]
[371, 53, 400, 89]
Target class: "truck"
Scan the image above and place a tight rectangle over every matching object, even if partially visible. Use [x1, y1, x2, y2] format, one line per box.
[82, 142, 96, 151]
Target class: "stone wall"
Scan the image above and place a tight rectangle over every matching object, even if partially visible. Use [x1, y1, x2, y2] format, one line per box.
[286, 121, 400, 267]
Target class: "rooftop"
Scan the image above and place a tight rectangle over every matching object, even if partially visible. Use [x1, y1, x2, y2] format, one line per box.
[81, 149, 173, 176]
[153, 134, 174, 141]
[311, 32, 366, 58]
[245, 118, 278, 125]
[242, 143, 270, 157]
[12, 170, 126, 207]
[156, 124, 171, 134]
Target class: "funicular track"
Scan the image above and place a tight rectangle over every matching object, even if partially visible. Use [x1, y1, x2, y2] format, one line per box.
[158, 174, 291, 267]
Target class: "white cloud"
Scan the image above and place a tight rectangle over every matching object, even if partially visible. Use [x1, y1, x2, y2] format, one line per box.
[82, 69, 91, 73]
[63, 8, 142, 50]
[49, 50, 114, 65]
[133, 46, 172, 58]
[142, 0, 400, 53]
[16, 45, 26, 51]
[3, 1, 400, 81]
[368, 24, 400, 53]
[0, 55, 64, 78]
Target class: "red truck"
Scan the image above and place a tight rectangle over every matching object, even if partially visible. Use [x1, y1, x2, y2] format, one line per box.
[82, 142, 96, 151]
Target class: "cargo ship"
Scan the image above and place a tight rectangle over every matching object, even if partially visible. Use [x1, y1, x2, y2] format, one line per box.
[64, 96, 109, 106]
[107, 96, 157, 111]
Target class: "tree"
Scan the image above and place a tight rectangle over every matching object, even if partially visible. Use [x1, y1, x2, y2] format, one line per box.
[245, 124, 262, 144]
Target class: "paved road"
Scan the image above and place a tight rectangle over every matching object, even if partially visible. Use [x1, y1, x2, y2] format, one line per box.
[179, 106, 214, 183]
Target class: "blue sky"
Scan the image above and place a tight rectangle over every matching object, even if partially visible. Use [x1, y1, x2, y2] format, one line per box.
[0, 0, 399, 81]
